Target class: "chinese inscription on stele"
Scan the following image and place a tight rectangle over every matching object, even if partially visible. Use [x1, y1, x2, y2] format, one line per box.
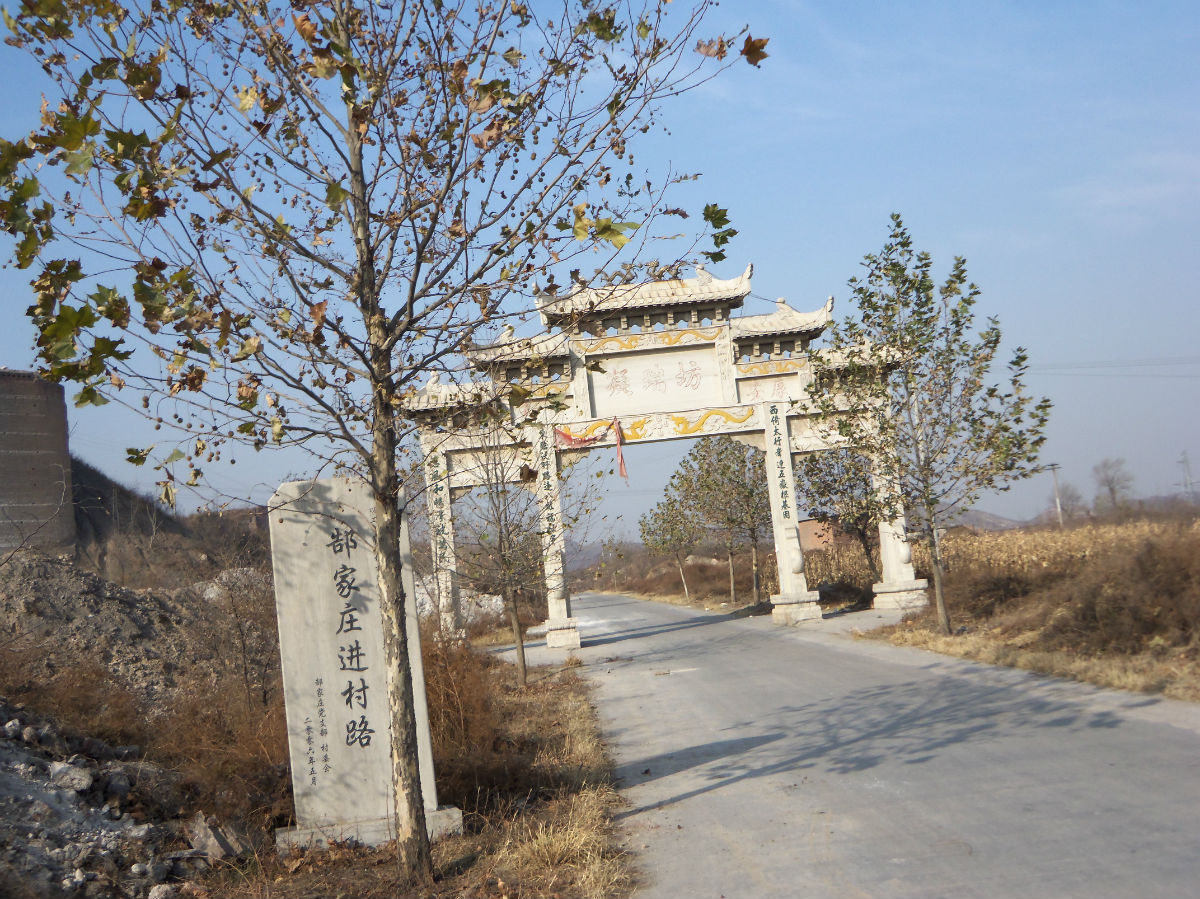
[270, 478, 461, 849]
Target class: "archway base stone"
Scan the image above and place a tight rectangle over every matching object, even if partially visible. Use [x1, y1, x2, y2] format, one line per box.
[872, 580, 929, 611]
[545, 618, 581, 649]
[771, 593, 822, 625]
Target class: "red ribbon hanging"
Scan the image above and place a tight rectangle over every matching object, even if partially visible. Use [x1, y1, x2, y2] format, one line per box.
[613, 418, 629, 483]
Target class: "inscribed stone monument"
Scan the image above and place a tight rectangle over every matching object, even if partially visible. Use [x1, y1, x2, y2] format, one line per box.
[270, 477, 461, 849]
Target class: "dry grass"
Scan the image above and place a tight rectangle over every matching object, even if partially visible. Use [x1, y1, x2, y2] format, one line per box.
[868, 517, 1200, 700]
[884, 626, 1200, 701]
[0, 642, 146, 746]
[586, 545, 780, 610]
[2, 528, 629, 898]
[201, 651, 631, 899]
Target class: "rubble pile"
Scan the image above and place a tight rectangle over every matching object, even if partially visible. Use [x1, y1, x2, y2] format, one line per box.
[0, 697, 255, 899]
[0, 550, 277, 898]
[0, 550, 278, 709]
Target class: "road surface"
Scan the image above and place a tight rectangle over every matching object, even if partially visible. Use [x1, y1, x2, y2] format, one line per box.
[522, 592, 1200, 898]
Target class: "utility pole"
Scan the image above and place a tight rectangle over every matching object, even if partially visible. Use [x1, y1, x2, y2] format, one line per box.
[1180, 451, 1197, 505]
[1047, 463, 1064, 529]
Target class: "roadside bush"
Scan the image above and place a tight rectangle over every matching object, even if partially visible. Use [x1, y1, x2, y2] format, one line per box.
[895, 519, 1200, 658]
[1034, 534, 1200, 654]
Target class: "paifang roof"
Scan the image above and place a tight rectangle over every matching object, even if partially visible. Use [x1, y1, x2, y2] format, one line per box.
[400, 376, 505, 413]
[730, 296, 834, 341]
[466, 328, 571, 367]
[537, 263, 754, 323]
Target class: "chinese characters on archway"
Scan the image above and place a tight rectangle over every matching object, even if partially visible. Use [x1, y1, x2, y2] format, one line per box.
[427, 457, 451, 564]
[536, 427, 556, 535]
[768, 403, 792, 521]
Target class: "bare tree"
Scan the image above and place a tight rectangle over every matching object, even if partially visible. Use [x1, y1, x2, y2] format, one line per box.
[0, 0, 763, 881]
[639, 489, 701, 602]
[1048, 482, 1088, 522]
[1093, 458, 1134, 513]
[793, 447, 883, 582]
[665, 436, 772, 603]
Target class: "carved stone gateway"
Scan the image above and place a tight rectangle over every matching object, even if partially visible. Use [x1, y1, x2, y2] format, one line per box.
[269, 478, 461, 850]
[406, 265, 928, 646]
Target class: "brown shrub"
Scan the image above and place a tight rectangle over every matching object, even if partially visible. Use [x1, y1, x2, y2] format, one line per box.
[895, 520, 1200, 659]
[0, 639, 147, 747]
[147, 676, 291, 830]
[422, 627, 502, 766]
[422, 630, 608, 826]
[1032, 534, 1200, 654]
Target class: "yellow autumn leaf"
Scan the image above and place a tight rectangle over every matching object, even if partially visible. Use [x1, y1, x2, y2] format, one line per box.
[236, 85, 259, 112]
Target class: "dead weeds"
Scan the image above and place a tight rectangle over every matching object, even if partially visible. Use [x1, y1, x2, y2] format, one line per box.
[870, 518, 1200, 701]
[200, 657, 631, 899]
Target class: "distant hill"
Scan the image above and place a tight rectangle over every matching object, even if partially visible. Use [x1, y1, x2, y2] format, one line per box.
[956, 509, 1024, 531]
[72, 456, 187, 546]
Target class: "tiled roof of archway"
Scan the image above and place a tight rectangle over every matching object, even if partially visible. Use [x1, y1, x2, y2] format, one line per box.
[466, 329, 571, 365]
[731, 296, 834, 340]
[537, 263, 753, 322]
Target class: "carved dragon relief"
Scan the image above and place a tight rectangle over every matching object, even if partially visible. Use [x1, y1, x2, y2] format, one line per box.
[735, 359, 807, 376]
[669, 407, 757, 435]
[577, 326, 722, 355]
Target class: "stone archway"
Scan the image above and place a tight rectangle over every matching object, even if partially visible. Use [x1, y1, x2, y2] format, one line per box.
[406, 265, 927, 648]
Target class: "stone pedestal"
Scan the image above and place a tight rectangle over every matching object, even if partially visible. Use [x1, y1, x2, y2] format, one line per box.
[870, 476, 929, 612]
[276, 806, 464, 852]
[544, 617, 581, 649]
[872, 580, 929, 611]
[770, 593, 823, 625]
[269, 478, 461, 852]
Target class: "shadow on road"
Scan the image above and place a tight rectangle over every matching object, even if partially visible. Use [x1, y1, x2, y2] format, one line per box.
[613, 733, 786, 789]
[613, 672, 1150, 817]
[582, 613, 734, 648]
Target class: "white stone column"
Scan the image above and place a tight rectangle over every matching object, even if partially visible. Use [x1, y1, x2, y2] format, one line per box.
[421, 447, 463, 635]
[870, 464, 929, 611]
[531, 423, 580, 649]
[762, 402, 821, 624]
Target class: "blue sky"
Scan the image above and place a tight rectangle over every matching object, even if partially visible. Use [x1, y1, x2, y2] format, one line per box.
[1, 2, 1197, 533]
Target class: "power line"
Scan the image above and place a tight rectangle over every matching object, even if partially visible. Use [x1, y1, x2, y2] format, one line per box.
[1031, 355, 1200, 371]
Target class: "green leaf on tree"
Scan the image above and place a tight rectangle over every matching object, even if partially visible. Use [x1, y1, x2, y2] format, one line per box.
[324, 181, 350, 210]
[231, 335, 261, 361]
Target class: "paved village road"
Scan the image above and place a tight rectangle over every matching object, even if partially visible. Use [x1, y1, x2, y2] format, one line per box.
[532, 593, 1200, 898]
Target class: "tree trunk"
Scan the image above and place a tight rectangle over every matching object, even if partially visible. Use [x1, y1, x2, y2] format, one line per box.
[929, 527, 951, 635]
[369, 358, 432, 885]
[507, 589, 528, 689]
[674, 555, 691, 603]
[750, 541, 760, 604]
[726, 544, 736, 603]
[353, 51, 431, 882]
[854, 527, 882, 583]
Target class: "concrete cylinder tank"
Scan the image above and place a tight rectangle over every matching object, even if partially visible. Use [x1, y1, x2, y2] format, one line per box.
[0, 370, 74, 550]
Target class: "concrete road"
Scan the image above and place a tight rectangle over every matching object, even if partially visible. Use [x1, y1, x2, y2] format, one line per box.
[523, 592, 1200, 898]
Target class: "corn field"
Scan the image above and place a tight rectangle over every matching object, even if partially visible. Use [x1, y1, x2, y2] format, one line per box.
[919, 520, 1200, 576]
[804, 519, 1200, 586]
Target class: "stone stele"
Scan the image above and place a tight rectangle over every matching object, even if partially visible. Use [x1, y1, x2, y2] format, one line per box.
[270, 477, 461, 850]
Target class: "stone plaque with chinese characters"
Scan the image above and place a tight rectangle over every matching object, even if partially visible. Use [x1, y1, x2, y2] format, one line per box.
[269, 478, 460, 846]
[586, 346, 719, 418]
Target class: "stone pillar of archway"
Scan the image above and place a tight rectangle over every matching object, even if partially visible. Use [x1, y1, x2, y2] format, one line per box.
[762, 402, 821, 623]
[422, 448, 463, 635]
[530, 424, 580, 649]
[870, 465, 929, 611]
